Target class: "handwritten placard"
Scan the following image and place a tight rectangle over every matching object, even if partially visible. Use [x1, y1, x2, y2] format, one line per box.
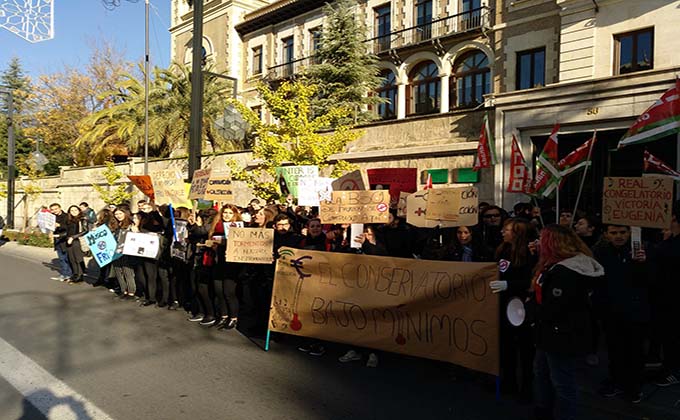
[188, 168, 212, 200]
[406, 190, 458, 228]
[270, 248, 500, 376]
[602, 176, 673, 229]
[37, 211, 56, 231]
[225, 227, 274, 264]
[297, 177, 335, 207]
[331, 170, 366, 191]
[426, 187, 479, 225]
[319, 190, 390, 224]
[84, 225, 119, 267]
[128, 175, 155, 201]
[153, 170, 192, 207]
[275, 166, 319, 198]
[204, 173, 233, 201]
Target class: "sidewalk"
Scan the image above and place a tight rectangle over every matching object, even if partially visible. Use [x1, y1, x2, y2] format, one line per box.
[1, 240, 679, 419]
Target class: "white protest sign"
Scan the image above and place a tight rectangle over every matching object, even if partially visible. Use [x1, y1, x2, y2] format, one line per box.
[121, 232, 161, 259]
[37, 212, 56, 231]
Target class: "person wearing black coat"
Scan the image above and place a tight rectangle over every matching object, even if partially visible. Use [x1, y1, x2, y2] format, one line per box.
[532, 225, 604, 420]
[49, 203, 73, 281]
[593, 224, 651, 402]
[64, 205, 87, 283]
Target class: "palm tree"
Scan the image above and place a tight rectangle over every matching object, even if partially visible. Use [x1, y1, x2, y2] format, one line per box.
[76, 62, 244, 162]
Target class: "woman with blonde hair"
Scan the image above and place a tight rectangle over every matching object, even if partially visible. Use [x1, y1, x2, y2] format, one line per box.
[531, 224, 604, 420]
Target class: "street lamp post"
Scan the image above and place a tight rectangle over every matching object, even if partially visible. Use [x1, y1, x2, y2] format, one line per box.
[0, 86, 15, 229]
[188, 0, 204, 181]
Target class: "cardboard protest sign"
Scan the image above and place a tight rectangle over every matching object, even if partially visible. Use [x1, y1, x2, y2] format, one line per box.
[397, 192, 409, 218]
[275, 166, 318, 198]
[128, 175, 155, 201]
[426, 187, 479, 226]
[37, 211, 56, 231]
[120, 232, 161, 259]
[270, 248, 499, 375]
[331, 170, 366, 191]
[367, 168, 418, 206]
[225, 227, 274, 264]
[297, 177, 335, 207]
[188, 168, 212, 199]
[406, 190, 458, 228]
[171, 220, 190, 262]
[153, 170, 192, 207]
[319, 190, 390, 224]
[84, 225, 119, 267]
[204, 172, 233, 201]
[602, 176, 674, 229]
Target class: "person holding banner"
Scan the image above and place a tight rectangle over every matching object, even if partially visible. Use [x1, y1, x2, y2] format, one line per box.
[111, 208, 137, 300]
[134, 203, 165, 307]
[65, 205, 87, 283]
[93, 208, 117, 290]
[532, 225, 604, 420]
[492, 219, 538, 401]
[210, 204, 243, 330]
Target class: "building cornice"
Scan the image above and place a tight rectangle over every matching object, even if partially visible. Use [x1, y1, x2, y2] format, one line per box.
[235, 0, 328, 36]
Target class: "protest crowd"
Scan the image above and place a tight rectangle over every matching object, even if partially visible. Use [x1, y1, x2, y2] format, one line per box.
[39, 186, 680, 420]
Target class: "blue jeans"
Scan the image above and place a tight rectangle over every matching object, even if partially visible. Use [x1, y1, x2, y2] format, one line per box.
[56, 246, 73, 277]
[533, 349, 579, 420]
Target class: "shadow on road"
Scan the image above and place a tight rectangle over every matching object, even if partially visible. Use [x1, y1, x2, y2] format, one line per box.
[19, 388, 92, 420]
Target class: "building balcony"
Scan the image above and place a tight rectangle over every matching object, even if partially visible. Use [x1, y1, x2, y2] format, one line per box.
[266, 56, 317, 80]
[367, 7, 491, 55]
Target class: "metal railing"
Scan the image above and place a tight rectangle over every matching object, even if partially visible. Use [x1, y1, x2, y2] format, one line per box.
[367, 7, 489, 54]
[266, 7, 490, 80]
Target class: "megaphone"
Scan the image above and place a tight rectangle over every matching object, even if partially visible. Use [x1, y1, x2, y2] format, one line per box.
[506, 297, 526, 326]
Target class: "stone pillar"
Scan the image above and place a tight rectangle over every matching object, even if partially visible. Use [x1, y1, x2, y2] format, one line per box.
[440, 74, 450, 113]
[397, 83, 407, 119]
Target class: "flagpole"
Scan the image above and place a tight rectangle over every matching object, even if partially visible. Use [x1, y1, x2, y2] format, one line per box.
[570, 131, 597, 226]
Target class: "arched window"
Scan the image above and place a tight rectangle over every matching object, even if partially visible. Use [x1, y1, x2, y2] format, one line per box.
[409, 61, 440, 115]
[375, 70, 398, 119]
[452, 51, 490, 108]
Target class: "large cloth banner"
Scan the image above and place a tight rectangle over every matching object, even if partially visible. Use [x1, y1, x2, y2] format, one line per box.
[225, 227, 274, 264]
[319, 190, 390, 224]
[270, 248, 500, 376]
[84, 225, 119, 267]
[602, 176, 674, 229]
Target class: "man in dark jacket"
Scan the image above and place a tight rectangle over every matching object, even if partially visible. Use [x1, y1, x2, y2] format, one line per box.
[49, 203, 73, 281]
[654, 201, 680, 387]
[593, 224, 650, 403]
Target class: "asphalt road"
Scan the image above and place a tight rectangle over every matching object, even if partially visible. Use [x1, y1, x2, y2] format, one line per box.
[0, 243, 677, 420]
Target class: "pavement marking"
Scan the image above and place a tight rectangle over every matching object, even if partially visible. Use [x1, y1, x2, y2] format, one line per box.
[0, 336, 114, 420]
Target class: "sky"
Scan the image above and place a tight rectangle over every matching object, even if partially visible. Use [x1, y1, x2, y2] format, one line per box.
[0, 0, 171, 79]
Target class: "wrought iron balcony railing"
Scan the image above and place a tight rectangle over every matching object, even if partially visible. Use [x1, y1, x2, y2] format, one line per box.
[266, 7, 490, 80]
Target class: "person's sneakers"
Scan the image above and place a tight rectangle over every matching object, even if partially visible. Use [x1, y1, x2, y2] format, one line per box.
[50, 275, 67, 281]
[585, 354, 599, 366]
[656, 373, 680, 387]
[308, 344, 326, 357]
[297, 343, 313, 353]
[188, 314, 204, 322]
[599, 383, 624, 398]
[366, 353, 379, 368]
[644, 359, 663, 369]
[627, 392, 643, 404]
[199, 318, 216, 327]
[339, 350, 362, 363]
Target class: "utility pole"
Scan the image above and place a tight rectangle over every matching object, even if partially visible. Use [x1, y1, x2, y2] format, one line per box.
[188, 0, 204, 181]
[144, 0, 150, 175]
[0, 87, 15, 229]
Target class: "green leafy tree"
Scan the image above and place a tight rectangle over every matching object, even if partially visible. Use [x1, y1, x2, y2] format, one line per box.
[305, 0, 384, 124]
[93, 161, 133, 205]
[0, 57, 34, 176]
[226, 80, 360, 201]
[76, 62, 243, 160]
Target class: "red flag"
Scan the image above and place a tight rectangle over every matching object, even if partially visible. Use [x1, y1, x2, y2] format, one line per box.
[424, 173, 433, 190]
[507, 135, 530, 193]
[643, 150, 680, 180]
[619, 78, 680, 148]
[558, 132, 597, 177]
[473, 113, 496, 171]
[532, 124, 561, 197]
